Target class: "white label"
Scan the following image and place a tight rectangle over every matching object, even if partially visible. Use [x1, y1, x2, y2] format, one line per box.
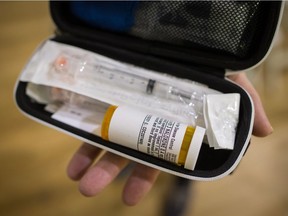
[52, 105, 102, 133]
[108, 107, 187, 164]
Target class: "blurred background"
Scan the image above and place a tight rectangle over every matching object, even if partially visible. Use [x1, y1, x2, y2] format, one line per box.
[1, 2, 288, 216]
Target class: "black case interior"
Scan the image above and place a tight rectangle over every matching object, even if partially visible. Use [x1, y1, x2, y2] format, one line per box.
[15, 1, 282, 179]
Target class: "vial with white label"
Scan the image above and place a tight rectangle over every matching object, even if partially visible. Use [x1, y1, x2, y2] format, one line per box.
[100, 106, 206, 170]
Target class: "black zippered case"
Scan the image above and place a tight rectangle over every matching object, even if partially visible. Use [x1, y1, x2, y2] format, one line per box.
[15, 1, 283, 181]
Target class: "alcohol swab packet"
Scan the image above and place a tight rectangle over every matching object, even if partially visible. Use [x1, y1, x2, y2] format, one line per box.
[204, 93, 240, 150]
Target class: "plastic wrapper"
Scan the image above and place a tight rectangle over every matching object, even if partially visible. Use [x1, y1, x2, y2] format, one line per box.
[22, 40, 240, 150]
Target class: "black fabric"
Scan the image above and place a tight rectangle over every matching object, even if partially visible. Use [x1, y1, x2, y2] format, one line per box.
[50, 1, 282, 71]
[131, 1, 261, 58]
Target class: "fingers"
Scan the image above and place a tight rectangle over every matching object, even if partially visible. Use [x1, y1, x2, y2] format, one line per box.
[67, 143, 103, 181]
[78, 151, 129, 197]
[122, 164, 160, 206]
[67, 142, 159, 204]
[228, 73, 273, 137]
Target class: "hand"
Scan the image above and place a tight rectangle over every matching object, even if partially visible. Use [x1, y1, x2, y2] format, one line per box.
[227, 73, 273, 137]
[67, 72, 273, 206]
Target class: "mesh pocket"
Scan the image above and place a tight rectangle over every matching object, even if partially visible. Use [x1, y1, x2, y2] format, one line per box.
[130, 1, 263, 57]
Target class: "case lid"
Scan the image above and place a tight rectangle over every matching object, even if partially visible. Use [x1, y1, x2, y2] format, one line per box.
[50, 1, 283, 72]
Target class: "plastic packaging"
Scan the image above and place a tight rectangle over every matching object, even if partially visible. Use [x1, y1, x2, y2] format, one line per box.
[53, 53, 205, 102]
[99, 105, 206, 170]
[51, 52, 209, 126]
[21, 41, 220, 126]
[22, 41, 240, 153]
[204, 93, 240, 150]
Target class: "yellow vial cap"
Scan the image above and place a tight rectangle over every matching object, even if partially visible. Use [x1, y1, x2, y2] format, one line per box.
[101, 105, 118, 140]
[177, 126, 195, 165]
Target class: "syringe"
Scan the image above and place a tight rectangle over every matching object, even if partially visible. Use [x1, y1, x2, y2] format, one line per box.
[53, 54, 204, 103]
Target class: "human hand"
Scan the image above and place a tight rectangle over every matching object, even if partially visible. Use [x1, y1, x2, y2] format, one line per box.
[227, 72, 273, 137]
[67, 72, 273, 206]
[67, 144, 160, 206]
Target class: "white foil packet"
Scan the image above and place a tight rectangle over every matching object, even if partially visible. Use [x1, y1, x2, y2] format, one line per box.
[204, 93, 240, 150]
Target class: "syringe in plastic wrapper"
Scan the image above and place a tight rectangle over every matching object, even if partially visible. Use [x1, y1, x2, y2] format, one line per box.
[53, 54, 205, 103]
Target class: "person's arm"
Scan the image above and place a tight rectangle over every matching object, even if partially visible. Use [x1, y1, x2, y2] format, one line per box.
[67, 72, 273, 206]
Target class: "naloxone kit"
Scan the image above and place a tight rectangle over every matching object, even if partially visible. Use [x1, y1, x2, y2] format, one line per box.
[15, 1, 283, 180]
